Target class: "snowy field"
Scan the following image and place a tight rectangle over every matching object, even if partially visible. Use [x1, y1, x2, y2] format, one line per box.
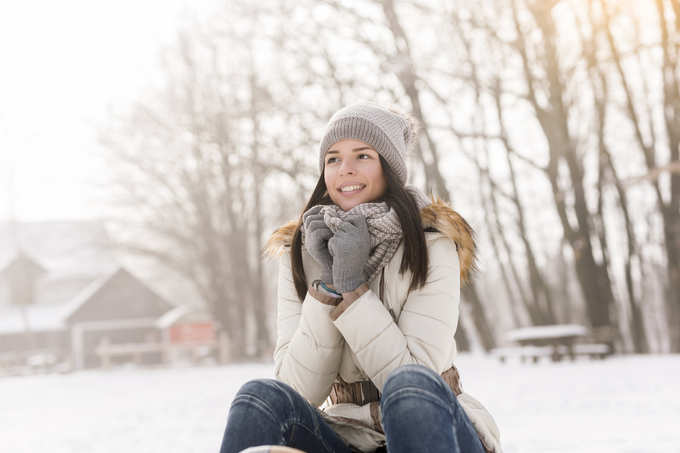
[2, 354, 679, 453]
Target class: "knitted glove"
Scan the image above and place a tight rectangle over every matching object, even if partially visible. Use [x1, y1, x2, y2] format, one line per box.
[302, 205, 334, 284]
[328, 215, 371, 293]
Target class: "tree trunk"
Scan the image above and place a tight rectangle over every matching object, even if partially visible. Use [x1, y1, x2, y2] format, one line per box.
[598, 0, 680, 350]
[512, 0, 616, 330]
[462, 284, 496, 351]
[377, 0, 496, 345]
[491, 78, 557, 325]
[654, 0, 680, 351]
[454, 315, 471, 352]
[478, 173, 524, 328]
[248, 59, 273, 358]
[380, 0, 449, 198]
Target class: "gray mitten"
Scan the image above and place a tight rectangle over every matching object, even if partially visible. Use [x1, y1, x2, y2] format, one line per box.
[328, 215, 371, 293]
[302, 205, 333, 284]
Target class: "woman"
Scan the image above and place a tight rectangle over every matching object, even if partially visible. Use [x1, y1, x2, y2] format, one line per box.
[220, 102, 501, 453]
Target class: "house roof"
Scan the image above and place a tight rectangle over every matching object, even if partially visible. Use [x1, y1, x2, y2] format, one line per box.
[0, 250, 47, 278]
[0, 268, 110, 334]
[64, 267, 175, 323]
[0, 266, 174, 335]
[0, 220, 118, 310]
[0, 220, 176, 335]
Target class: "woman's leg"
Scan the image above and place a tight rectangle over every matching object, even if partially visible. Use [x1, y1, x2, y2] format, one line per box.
[380, 364, 486, 453]
[220, 378, 353, 453]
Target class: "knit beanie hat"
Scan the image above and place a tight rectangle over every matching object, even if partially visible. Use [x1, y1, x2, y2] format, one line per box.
[319, 102, 416, 186]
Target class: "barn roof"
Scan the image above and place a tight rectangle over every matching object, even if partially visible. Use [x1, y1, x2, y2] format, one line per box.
[0, 266, 174, 335]
[0, 221, 174, 335]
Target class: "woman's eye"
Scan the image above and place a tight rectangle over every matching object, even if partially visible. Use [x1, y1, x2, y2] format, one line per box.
[326, 153, 371, 165]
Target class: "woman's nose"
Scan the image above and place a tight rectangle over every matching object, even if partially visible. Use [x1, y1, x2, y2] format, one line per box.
[339, 160, 356, 175]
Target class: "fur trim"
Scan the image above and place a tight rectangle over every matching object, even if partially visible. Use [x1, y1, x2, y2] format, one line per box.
[263, 220, 299, 258]
[420, 194, 477, 283]
[263, 195, 477, 283]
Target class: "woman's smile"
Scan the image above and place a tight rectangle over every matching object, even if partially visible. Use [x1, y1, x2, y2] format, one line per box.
[338, 183, 366, 195]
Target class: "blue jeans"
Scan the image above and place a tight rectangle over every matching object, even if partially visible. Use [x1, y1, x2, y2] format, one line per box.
[219, 378, 353, 453]
[220, 364, 485, 453]
[380, 364, 486, 453]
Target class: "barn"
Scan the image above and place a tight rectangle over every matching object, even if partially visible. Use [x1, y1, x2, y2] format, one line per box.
[0, 220, 221, 372]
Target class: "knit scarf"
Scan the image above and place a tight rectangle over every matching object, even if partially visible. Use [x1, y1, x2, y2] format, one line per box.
[301, 186, 431, 285]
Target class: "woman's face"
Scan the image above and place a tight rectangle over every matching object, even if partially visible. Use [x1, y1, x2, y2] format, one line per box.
[323, 139, 387, 211]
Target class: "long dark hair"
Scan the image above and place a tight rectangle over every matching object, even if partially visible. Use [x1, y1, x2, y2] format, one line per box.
[290, 156, 428, 301]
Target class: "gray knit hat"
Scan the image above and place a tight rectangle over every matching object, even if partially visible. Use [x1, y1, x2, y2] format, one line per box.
[319, 102, 416, 186]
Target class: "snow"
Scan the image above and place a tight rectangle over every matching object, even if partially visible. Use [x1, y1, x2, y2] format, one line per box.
[1, 354, 678, 453]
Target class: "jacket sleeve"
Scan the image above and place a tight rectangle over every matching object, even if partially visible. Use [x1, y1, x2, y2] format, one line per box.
[331, 235, 460, 391]
[273, 250, 345, 406]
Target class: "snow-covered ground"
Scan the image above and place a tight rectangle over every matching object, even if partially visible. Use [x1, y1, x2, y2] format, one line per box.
[1, 354, 678, 453]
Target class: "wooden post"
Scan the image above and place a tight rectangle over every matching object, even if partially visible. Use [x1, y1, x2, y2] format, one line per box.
[219, 331, 230, 364]
[98, 337, 111, 369]
[71, 325, 85, 370]
[161, 329, 171, 364]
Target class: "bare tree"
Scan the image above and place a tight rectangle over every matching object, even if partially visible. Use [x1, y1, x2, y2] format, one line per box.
[572, 1, 649, 352]
[97, 0, 678, 355]
[100, 15, 284, 359]
[595, 0, 680, 350]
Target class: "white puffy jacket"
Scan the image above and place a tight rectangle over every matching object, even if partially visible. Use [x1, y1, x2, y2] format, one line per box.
[266, 198, 502, 453]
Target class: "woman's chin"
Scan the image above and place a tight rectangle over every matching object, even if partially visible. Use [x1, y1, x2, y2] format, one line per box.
[338, 200, 364, 211]
[332, 193, 374, 211]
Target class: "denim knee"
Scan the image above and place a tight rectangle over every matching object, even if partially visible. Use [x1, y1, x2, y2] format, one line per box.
[383, 364, 448, 395]
[232, 378, 300, 423]
[380, 364, 455, 413]
[236, 378, 287, 398]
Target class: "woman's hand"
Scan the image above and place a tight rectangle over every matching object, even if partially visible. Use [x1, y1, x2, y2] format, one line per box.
[302, 205, 334, 284]
[328, 215, 371, 293]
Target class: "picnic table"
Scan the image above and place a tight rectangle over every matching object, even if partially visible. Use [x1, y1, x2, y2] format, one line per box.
[492, 324, 611, 363]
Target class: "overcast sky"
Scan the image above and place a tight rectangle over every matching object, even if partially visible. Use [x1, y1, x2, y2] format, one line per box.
[0, 0, 222, 222]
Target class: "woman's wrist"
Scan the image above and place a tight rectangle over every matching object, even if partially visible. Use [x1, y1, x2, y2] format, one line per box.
[329, 283, 369, 321]
[340, 283, 369, 303]
[309, 279, 342, 306]
[318, 280, 341, 297]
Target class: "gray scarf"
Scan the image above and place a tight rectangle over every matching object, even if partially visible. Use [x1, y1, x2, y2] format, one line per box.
[302, 186, 431, 285]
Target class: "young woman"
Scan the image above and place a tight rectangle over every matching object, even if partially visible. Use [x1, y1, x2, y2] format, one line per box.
[220, 102, 501, 453]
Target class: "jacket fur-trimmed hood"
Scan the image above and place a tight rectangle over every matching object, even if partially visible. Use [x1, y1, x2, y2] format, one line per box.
[264, 195, 477, 283]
